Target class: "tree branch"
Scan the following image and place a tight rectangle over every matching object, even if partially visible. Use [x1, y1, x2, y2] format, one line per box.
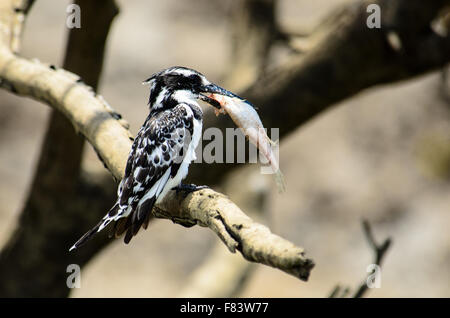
[0, 47, 314, 283]
[0, 0, 314, 286]
[329, 219, 392, 298]
[188, 0, 450, 185]
[0, 53, 133, 179]
[0, 0, 120, 297]
[222, 0, 279, 91]
[155, 188, 314, 281]
[353, 220, 391, 298]
[10, 0, 35, 53]
[178, 166, 271, 297]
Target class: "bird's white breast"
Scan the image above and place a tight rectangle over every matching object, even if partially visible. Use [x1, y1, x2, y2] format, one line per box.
[156, 104, 202, 202]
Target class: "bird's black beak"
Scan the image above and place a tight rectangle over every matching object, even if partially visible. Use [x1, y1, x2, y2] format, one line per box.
[199, 83, 238, 110]
[201, 84, 237, 98]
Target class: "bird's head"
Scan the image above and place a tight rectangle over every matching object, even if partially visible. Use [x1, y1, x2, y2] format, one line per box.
[143, 66, 236, 113]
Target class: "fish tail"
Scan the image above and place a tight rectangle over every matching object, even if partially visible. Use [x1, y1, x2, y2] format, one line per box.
[274, 169, 286, 193]
[268, 138, 278, 147]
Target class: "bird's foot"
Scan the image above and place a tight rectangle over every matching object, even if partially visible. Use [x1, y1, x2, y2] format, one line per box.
[172, 183, 209, 197]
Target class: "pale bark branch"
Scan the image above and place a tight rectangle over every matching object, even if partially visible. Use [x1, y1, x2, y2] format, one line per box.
[0, 1, 314, 284]
[155, 188, 314, 281]
[0, 0, 120, 297]
[0, 51, 132, 180]
[178, 165, 272, 297]
[353, 220, 391, 298]
[0, 49, 314, 282]
[10, 0, 35, 53]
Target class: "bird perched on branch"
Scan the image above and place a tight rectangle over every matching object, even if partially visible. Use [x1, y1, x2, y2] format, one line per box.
[70, 66, 236, 251]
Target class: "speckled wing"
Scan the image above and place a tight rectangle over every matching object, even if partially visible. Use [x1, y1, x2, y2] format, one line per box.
[112, 104, 195, 242]
[70, 104, 195, 250]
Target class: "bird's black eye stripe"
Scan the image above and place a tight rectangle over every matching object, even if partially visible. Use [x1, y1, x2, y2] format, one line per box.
[188, 74, 201, 83]
[187, 74, 202, 91]
[163, 73, 200, 90]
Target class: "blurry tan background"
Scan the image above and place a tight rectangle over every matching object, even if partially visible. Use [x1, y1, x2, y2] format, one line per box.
[0, 0, 449, 297]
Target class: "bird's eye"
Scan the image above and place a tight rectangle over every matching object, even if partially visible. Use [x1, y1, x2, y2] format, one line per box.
[189, 74, 201, 87]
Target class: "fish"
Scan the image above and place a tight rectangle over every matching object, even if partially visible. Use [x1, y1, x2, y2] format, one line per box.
[207, 93, 285, 192]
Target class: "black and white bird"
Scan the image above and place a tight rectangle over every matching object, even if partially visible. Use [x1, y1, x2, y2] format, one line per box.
[70, 66, 235, 251]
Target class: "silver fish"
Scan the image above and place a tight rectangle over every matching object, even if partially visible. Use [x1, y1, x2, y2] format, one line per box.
[208, 93, 285, 192]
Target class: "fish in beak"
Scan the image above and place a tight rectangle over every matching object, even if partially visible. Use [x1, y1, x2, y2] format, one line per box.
[199, 84, 286, 192]
[198, 83, 240, 110]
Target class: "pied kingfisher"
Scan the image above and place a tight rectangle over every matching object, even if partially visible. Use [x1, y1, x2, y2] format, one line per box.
[70, 66, 235, 251]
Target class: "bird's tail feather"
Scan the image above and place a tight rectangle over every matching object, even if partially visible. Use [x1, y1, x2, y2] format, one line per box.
[109, 216, 130, 239]
[69, 203, 119, 251]
[70, 195, 157, 250]
[125, 196, 156, 244]
[107, 196, 156, 245]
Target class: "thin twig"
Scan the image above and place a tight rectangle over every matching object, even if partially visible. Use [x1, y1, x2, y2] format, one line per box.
[329, 219, 392, 298]
[11, 0, 35, 53]
[353, 220, 392, 298]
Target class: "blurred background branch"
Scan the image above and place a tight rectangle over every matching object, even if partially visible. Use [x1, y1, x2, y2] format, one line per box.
[353, 219, 391, 297]
[329, 219, 392, 298]
[0, 0, 314, 296]
[188, 0, 450, 186]
[222, 0, 279, 91]
[0, 0, 119, 297]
